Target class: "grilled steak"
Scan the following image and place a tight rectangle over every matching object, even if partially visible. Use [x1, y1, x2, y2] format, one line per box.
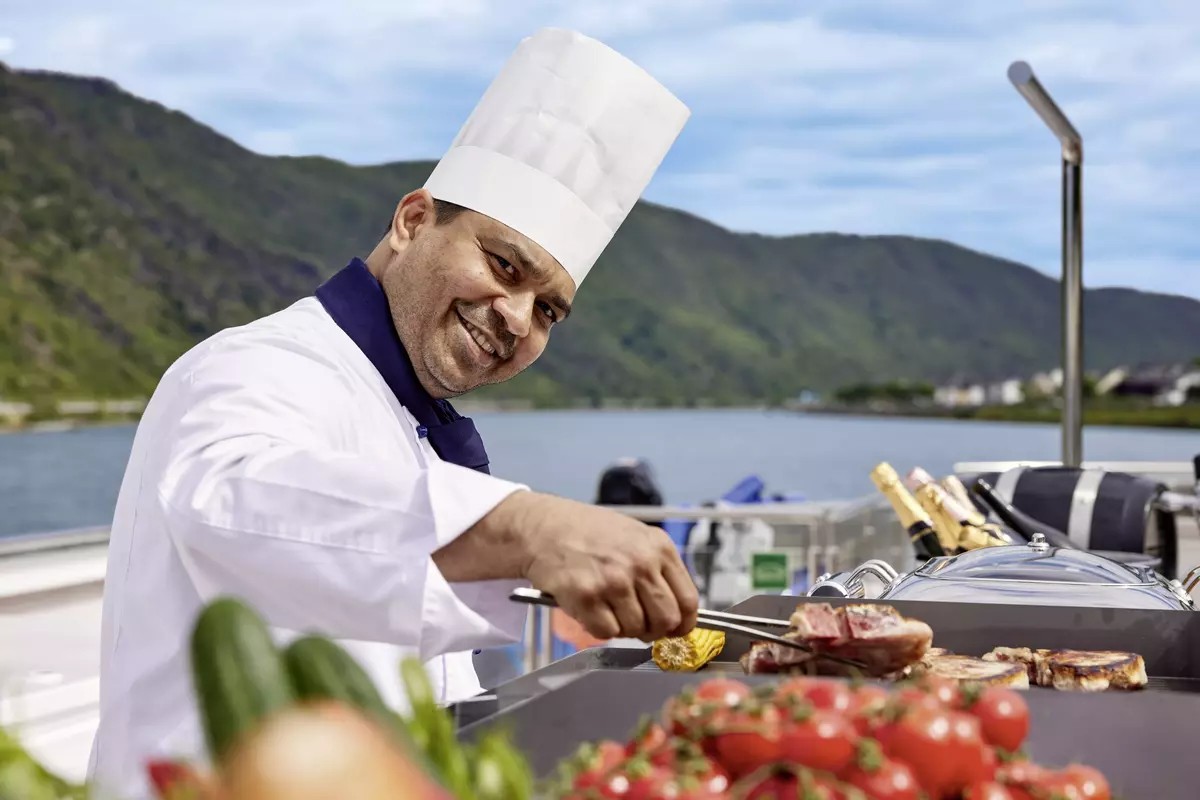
[983, 647, 1147, 692]
[919, 653, 1030, 689]
[741, 603, 933, 678]
[981, 647, 1039, 684]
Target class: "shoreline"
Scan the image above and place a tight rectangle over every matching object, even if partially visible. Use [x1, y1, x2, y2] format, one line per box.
[3, 403, 1200, 435]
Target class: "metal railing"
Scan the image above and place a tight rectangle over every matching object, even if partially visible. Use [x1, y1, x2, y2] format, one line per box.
[510, 498, 914, 672]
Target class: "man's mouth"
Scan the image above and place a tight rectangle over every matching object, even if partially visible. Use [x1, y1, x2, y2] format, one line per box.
[458, 312, 499, 359]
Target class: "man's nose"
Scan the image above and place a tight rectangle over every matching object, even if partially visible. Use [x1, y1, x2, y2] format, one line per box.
[493, 293, 533, 339]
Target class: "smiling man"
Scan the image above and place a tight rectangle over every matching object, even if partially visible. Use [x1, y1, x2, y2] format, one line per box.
[88, 27, 694, 799]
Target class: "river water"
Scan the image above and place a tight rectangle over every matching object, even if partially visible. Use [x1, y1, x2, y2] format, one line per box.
[3, 410, 1200, 538]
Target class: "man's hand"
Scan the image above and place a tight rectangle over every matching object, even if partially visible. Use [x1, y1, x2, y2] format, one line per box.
[433, 491, 699, 642]
[519, 494, 699, 641]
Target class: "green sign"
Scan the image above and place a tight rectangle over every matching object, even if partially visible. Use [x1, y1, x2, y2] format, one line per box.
[750, 552, 790, 590]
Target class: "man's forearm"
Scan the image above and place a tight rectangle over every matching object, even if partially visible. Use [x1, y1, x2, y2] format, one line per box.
[431, 489, 545, 582]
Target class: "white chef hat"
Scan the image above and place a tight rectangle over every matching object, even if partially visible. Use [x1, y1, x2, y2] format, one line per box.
[423, 28, 690, 287]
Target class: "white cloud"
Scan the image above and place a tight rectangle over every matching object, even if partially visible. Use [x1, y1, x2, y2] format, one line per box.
[0, 36, 14, 56]
[4, 1, 1200, 298]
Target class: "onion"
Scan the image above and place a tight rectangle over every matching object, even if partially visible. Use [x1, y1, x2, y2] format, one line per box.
[222, 702, 448, 800]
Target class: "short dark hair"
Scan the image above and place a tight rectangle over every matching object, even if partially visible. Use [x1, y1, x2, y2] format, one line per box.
[432, 198, 469, 225]
[385, 198, 467, 236]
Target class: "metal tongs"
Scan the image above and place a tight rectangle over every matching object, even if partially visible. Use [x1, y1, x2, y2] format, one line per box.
[509, 587, 868, 670]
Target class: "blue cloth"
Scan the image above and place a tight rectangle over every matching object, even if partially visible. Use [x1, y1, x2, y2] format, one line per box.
[315, 258, 491, 474]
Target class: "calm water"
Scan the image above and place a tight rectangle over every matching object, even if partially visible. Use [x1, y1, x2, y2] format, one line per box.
[4, 410, 1200, 538]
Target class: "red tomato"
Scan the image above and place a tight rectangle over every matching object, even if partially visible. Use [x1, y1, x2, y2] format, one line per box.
[625, 720, 670, 758]
[908, 675, 964, 708]
[963, 781, 1015, 800]
[842, 756, 920, 800]
[665, 679, 751, 738]
[776, 677, 855, 713]
[967, 687, 1030, 753]
[947, 711, 994, 789]
[570, 740, 628, 791]
[1058, 765, 1112, 800]
[693, 677, 753, 707]
[602, 760, 677, 800]
[709, 705, 783, 779]
[891, 686, 946, 714]
[876, 706, 960, 796]
[848, 684, 890, 735]
[778, 708, 858, 773]
[996, 760, 1051, 800]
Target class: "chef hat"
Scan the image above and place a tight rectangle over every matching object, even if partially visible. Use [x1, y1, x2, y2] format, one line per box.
[423, 28, 690, 287]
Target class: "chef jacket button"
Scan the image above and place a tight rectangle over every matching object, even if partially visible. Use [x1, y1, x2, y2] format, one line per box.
[416, 425, 429, 439]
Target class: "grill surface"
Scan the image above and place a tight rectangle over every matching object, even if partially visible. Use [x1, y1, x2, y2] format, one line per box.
[460, 669, 1200, 799]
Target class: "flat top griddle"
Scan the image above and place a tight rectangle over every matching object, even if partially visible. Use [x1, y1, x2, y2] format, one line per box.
[460, 670, 1200, 799]
[452, 596, 1200, 796]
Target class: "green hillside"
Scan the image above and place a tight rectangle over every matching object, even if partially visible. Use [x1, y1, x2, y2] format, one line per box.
[3, 61, 1200, 408]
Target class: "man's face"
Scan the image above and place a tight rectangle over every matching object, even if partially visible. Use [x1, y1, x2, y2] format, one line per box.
[379, 192, 576, 398]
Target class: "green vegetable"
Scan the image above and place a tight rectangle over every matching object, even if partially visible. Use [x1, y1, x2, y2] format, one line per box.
[0, 756, 57, 800]
[474, 729, 534, 800]
[399, 658, 473, 799]
[189, 596, 295, 763]
[283, 636, 406, 737]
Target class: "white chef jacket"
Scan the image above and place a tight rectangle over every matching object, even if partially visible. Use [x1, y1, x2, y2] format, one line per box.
[87, 296, 530, 800]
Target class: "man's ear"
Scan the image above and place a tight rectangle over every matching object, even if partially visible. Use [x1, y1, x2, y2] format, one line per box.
[388, 189, 436, 253]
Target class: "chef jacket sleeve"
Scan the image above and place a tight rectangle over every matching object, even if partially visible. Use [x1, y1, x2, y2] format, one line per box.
[153, 332, 529, 660]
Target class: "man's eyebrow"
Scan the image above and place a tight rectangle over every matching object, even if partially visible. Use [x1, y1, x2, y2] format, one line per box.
[493, 238, 572, 320]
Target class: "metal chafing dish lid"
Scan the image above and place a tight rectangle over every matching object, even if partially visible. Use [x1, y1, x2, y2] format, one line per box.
[913, 533, 1157, 586]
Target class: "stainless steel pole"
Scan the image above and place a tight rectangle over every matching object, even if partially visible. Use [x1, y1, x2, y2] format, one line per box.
[1008, 61, 1084, 467]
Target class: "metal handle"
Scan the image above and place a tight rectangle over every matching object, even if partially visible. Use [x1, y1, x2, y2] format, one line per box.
[847, 559, 900, 585]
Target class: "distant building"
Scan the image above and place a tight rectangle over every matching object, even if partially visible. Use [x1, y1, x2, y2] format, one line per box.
[934, 383, 986, 408]
[0, 399, 32, 426]
[1094, 367, 1128, 396]
[1110, 364, 1200, 407]
[985, 379, 1025, 406]
[1028, 368, 1063, 397]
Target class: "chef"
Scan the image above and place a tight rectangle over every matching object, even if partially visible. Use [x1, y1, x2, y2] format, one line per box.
[88, 27, 696, 799]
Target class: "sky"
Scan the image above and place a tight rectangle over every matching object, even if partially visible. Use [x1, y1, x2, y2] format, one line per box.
[3, 1, 1200, 297]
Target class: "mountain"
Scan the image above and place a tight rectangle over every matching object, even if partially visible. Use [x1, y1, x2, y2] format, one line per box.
[3, 61, 1200, 408]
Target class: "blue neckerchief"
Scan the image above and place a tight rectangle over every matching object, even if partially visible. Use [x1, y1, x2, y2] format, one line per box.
[315, 259, 490, 474]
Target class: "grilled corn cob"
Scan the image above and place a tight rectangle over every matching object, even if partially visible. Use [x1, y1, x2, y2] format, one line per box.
[652, 628, 726, 672]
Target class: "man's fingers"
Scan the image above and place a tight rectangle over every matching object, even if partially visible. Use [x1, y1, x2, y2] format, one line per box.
[607, 584, 647, 640]
[574, 600, 621, 641]
[636, 571, 682, 641]
[661, 553, 700, 638]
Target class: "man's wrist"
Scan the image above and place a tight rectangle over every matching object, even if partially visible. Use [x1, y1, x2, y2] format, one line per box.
[492, 489, 552, 578]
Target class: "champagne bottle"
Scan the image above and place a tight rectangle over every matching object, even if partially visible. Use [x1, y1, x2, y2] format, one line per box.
[942, 474, 978, 514]
[972, 478, 1077, 550]
[870, 462, 947, 558]
[908, 468, 1014, 548]
[914, 482, 1008, 552]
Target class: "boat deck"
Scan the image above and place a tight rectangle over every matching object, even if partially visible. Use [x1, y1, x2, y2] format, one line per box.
[4, 511, 1200, 782]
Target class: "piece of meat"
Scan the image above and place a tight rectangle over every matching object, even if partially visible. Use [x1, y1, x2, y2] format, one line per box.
[805, 604, 933, 676]
[742, 603, 932, 678]
[922, 654, 1030, 689]
[788, 603, 848, 640]
[1038, 650, 1147, 692]
[740, 641, 824, 675]
[982, 647, 1147, 691]
[981, 647, 1039, 684]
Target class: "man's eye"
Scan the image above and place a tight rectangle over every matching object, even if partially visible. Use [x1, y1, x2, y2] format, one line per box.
[492, 254, 515, 276]
[537, 302, 557, 323]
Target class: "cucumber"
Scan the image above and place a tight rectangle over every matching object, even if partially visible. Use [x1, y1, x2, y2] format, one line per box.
[282, 636, 412, 744]
[400, 658, 474, 798]
[189, 597, 295, 763]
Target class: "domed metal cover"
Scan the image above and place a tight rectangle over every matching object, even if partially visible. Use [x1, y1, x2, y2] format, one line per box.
[911, 534, 1157, 587]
